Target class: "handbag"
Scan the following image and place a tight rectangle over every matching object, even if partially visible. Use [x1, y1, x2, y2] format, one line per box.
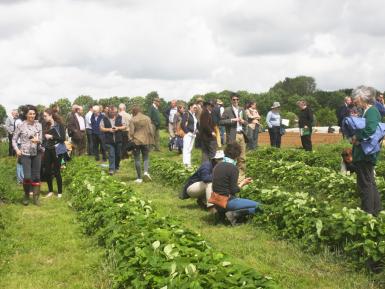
[53, 126, 67, 156]
[126, 138, 136, 152]
[208, 192, 229, 208]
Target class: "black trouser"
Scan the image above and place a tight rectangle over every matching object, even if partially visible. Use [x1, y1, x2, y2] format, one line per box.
[121, 131, 129, 159]
[86, 128, 93, 156]
[44, 148, 62, 194]
[92, 133, 107, 161]
[301, 135, 312, 151]
[8, 133, 15, 156]
[355, 161, 382, 216]
[268, 126, 281, 148]
[201, 139, 217, 163]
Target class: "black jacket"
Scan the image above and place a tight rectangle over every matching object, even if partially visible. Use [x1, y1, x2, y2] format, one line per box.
[102, 115, 123, 144]
[298, 107, 314, 128]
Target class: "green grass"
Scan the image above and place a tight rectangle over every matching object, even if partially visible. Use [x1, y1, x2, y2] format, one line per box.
[0, 173, 109, 289]
[115, 150, 380, 289]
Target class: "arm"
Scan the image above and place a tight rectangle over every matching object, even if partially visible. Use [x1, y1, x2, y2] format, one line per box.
[201, 164, 213, 183]
[12, 126, 21, 152]
[219, 109, 233, 126]
[266, 111, 272, 128]
[355, 109, 379, 141]
[129, 119, 135, 139]
[181, 113, 188, 133]
[229, 167, 240, 196]
[99, 118, 113, 133]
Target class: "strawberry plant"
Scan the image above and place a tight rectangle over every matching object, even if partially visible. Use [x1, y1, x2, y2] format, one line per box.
[63, 158, 278, 289]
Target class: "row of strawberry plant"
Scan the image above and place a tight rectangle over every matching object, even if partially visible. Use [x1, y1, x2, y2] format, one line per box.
[63, 158, 278, 289]
[151, 157, 385, 268]
[0, 158, 22, 203]
[240, 184, 385, 267]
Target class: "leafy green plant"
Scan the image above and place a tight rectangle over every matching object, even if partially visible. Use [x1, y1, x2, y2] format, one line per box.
[63, 158, 278, 289]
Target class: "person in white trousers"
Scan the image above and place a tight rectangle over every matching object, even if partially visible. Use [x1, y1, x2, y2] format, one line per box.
[182, 104, 198, 168]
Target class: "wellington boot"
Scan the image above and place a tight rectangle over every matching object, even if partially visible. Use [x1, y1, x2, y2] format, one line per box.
[32, 185, 41, 206]
[22, 183, 30, 206]
[225, 209, 250, 226]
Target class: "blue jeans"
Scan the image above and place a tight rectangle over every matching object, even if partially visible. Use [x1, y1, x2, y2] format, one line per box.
[227, 198, 259, 215]
[106, 143, 122, 171]
[247, 126, 259, 150]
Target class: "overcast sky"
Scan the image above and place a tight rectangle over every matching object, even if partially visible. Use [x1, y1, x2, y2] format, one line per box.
[1, 0, 385, 111]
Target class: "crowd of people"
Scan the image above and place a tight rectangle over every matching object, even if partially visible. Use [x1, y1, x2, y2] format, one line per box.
[3, 85, 383, 224]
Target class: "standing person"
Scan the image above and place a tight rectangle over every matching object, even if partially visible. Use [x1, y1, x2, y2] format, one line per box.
[351, 86, 382, 216]
[336, 96, 353, 136]
[219, 93, 248, 182]
[173, 104, 185, 154]
[149, 98, 161, 151]
[297, 100, 314, 151]
[118, 103, 132, 159]
[211, 100, 223, 148]
[5, 109, 19, 156]
[91, 105, 107, 162]
[266, 102, 282, 148]
[129, 106, 154, 183]
[374, 94, 385, 119]
[84, 105, 94, 156]
[100, 106, 125, 175]
[14, 114, 24, 184]
[199, 102, 217, 162]
[12, 105, 43, 206]
[181, 103, 198, 168]
[42, 108, 65, 198]
[245, 101, 261, 150]
[195, 96, 204, 121]
[168, 100, 178, 139]
[67, 105, 86, 156]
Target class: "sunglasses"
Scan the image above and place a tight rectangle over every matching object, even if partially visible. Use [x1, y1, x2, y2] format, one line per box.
[232, 98, 239, 101]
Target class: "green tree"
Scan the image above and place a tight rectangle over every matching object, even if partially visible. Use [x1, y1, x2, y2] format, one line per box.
[315, 108, 337, 126]
[51, 98, 72, 118]
[270, 76, 316, 97]
[0, 104, 6, 124]
[73, 95, 95, 110]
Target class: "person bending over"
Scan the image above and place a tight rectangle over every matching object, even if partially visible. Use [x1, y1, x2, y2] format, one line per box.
[180, 150, 224, 212]
[211, 143, 260, 225]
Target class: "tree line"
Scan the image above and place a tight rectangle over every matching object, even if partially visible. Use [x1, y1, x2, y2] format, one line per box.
[2, 75, 384, 135]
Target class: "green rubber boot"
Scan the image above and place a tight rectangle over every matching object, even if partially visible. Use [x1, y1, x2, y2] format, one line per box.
[22, 182, 30, 206]
[32, 184, 41, 206]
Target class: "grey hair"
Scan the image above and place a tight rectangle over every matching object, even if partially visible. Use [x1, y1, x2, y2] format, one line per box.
[351, 85, 376, 104]
[118, 103, 126, 110]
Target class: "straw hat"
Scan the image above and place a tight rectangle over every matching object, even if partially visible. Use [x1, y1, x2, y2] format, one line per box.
[271, 102, 281, 109]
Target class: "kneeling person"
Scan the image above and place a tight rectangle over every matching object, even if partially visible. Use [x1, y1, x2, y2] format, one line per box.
[180, 150, 224, 210]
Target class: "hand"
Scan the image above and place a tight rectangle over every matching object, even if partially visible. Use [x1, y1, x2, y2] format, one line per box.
[239, 118, 245, 124]
[240, 177, 253, 187]
[110, 128, 115, 132]
[304, 125, 308, 129]
[16, 149, 22, 157]
[45, 134, 53, 140]
[31, 136, 39, 144]
[231, 118, 239, 123]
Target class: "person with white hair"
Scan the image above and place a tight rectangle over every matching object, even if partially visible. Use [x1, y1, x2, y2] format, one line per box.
[91, 105, 107, 161]
[5, 109, 19, 156]
[118, 103, 132, 159]
[351, 85, 382, 216]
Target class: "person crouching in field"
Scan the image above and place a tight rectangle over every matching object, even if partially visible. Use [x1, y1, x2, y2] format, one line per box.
[179, 150, 224, 212]
[210, 143, 261, 225]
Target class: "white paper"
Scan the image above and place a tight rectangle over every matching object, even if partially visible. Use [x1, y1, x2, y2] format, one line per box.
[281, 119, 290, 126]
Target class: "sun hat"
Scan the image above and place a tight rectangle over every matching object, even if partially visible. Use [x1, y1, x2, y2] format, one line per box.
[271, 102, 280, 109]
[212, 150, 225, 159]
[216, 99, 224, 105]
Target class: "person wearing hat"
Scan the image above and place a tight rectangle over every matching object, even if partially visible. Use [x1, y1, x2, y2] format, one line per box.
[219, 92, 248, 182]
[148, 97, 161, 151]
[266, 101, 282, 148]
[179, 150, 224, 212]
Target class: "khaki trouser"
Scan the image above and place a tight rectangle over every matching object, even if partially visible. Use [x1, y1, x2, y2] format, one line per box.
[235, 133, 246, 183]
[214, 125, 222, 148]
[186, 182, 213, 207]
[168, 123, 175, 138]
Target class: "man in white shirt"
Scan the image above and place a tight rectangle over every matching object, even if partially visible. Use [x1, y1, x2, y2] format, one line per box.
[118, 103, 132, 159]
[168, 100, 178, 139]
[219, 93, 248, 182]
[85, 105, 94, 156]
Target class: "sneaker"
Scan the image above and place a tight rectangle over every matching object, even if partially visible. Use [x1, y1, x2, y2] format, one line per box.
[43, 192, 53, 198]
[143, 172, 152, 182]
[134, 179, 143, 183]
[109, 170, 114, 176]
[58, 194, 62, 198]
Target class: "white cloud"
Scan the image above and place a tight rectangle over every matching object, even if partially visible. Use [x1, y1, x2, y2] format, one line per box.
[1, 0, 385, 113]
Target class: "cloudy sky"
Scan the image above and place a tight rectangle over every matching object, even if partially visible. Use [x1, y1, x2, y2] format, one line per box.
[1, 0, 385, 111]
